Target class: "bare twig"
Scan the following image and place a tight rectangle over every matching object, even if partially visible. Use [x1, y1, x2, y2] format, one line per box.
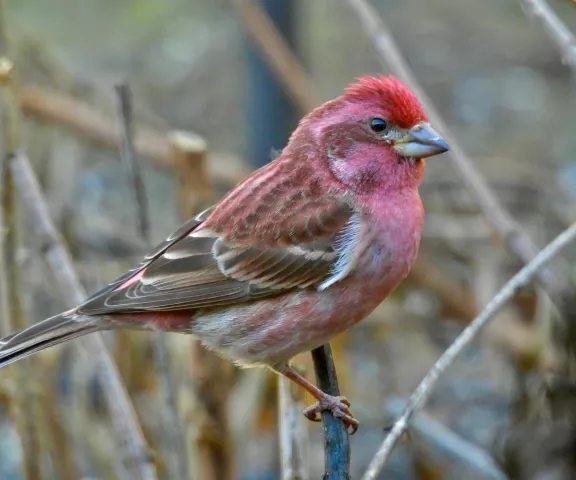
[410, 254, 559, 370]
[115, 84, 189, 480]
[311, 345, 351, 480]
[0, 120, 42, 480]
[114, 83, 151, 241]
[41, 368, 77, 480]
[18, 85, 246, 186]
[362, 221, 576, 480]
[150, 332, 190, 480]
[9, 150, 158, 480]
[518, 0, 576, 73]
[385, 397, 506, 480]
[346, 0, 564, 294]
[231, 0, 316, 113]
[0, 3, 45, 476]
[278, 375, 309, 480]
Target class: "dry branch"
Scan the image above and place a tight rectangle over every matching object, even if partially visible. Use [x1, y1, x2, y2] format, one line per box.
[278, 375, 309, 480]
[311, 346, 351, 480]
[346, 0, 565, 294]
[385, 397, 506, 479]
[0, 4, 46, 476]
[231, 0, 316, 113]
[18, 84, 247, 186]
[519, 0, 576, 73]
[115, 83, 151, 241]
[362, 220, 576, 480]
[0, 111, 42, 480]
[9, 150, 158, 480]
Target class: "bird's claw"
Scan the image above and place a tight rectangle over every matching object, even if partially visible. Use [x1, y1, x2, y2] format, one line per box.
[303, 395, 359, 434]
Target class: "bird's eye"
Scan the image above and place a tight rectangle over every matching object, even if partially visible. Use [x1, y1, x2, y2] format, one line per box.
[370, 118, 387, 133]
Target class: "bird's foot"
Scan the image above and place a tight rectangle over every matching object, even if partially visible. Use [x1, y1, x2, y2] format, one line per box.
[303, 395, 359, 434]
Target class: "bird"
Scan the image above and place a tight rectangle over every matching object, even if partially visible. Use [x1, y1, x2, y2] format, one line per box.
[0, 74, 448, 433]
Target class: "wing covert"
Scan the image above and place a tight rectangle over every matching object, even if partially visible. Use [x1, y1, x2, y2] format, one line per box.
[77, 153, 355, 315]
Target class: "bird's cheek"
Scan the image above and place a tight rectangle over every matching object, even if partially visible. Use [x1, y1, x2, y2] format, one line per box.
[329, 145, 389, 193]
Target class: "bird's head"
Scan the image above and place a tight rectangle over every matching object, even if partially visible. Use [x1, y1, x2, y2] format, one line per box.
[299, 75, 449, 195]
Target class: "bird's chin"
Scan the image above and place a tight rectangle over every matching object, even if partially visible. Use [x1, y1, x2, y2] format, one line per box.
[399, 156, 419, 163]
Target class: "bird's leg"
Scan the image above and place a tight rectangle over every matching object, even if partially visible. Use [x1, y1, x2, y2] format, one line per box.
[278, 364, 359, 434]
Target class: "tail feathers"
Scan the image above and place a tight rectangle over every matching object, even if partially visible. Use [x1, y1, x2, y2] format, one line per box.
[0, 312, 101, 368]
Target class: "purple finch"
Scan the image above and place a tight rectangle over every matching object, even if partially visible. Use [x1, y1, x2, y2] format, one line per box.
[0, 75, 448, 432]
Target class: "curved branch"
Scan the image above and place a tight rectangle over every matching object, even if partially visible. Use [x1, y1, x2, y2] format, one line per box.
[519, 0, 576, 73]
[362, 220, 576, 480]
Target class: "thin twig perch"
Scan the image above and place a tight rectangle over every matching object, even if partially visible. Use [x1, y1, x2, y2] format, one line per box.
[362, 220, 576, 480]
[311, 346, 351, 480]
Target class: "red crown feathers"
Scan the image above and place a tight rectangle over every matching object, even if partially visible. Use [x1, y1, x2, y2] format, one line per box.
[343, 75, 427, 128]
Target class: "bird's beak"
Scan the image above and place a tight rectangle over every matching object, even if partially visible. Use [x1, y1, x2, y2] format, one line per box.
[393, 122, 449, 159]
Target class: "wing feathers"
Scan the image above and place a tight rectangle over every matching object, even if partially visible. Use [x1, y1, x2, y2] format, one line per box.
[77, 172, 357, 315]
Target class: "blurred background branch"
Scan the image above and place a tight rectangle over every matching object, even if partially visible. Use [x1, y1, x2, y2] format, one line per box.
[519, 0, 576, 74]
[0, 1, 54, 477]
[363, 220, 576, 479]
[278, 373, 309, 480]
[385, 396, 506, 480]
[18, 84, 247, 187]
[10, 150, 158, 479]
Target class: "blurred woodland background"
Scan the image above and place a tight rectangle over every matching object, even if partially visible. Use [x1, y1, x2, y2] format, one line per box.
[1, 0, 576, 479]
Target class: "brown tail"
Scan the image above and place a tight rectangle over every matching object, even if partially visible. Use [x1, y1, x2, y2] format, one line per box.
[0, 312, 101, 368]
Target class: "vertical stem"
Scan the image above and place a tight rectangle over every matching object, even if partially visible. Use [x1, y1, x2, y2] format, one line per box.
[311, 345, 351, 480]
[0, 2, 44, 477]
[0, 153, 42, 480]
[114, 83, 151, 240]
[41, 363, 77, 480]
[172, 132, 233, 480]
[278, 375, 309, 480]
[11, 147, 159, 480]
[242, 0, 301, 167]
